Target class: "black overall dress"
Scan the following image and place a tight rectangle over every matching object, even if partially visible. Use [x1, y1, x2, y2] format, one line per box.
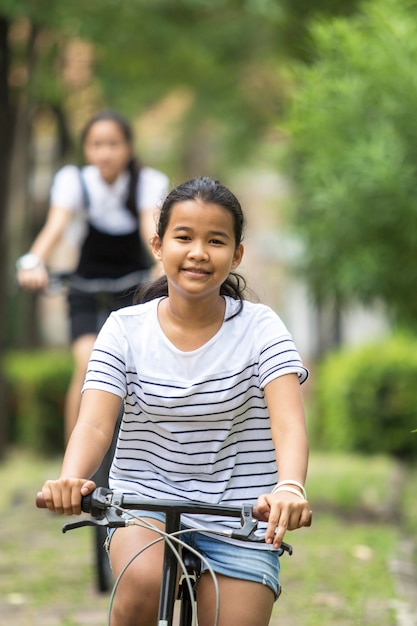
[67, 169, 152, 341]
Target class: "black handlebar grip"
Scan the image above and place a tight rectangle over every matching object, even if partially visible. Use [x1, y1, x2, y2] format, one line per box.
[81, 492, 93, 513]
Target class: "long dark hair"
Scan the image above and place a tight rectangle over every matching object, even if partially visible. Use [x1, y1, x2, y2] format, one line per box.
[135, 177, 247, 317]
[80, 110, 141, 217]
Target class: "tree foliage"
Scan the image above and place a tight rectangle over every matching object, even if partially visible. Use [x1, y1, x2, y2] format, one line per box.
[274, 0, 362, 60]
[284, 0, 417, 330]
[0, 0, 289, 167]
[0, 0, 364, 166]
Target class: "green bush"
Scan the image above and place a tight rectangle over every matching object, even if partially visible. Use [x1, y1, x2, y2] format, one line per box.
[3, 350, 73, 455]
[284, 0, 417, 330]
[313, 334, 417, 460]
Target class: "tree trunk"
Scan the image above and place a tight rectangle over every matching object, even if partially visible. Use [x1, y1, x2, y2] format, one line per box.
[0, 17, 12, 459]
[8, 22, 41, 348]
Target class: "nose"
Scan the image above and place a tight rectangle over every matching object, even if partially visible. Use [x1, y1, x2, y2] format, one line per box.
[188, 239, 209, 260]
[98, 144, 113, 160]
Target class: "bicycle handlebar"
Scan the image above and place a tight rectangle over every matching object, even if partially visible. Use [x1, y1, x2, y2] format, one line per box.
[36, 487, 294, 555]
[36, 488, 245, 517]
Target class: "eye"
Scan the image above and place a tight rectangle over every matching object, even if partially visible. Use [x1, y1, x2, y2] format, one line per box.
[209, 238, 226, 245]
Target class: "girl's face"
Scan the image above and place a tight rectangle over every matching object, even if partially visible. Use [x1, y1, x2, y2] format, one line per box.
[152, 199, 244, 301]
[83, 120, 132, 183]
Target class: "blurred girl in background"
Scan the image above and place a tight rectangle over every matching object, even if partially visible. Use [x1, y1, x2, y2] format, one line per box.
[17, 110, 169, 439]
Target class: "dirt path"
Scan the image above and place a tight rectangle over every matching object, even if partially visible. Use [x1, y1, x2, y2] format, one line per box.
[388, 538, 417, 626]
[1, 450, 416, 626]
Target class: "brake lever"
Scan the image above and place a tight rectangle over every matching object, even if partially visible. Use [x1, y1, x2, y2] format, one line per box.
[62, 508, 126, 533]
[230, 504, 293, 555]
[230, 504, 261, 541]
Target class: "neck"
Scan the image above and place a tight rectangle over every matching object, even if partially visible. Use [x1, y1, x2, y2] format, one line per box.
[157, 294, 226, 352]
[164, 293, 225, 327]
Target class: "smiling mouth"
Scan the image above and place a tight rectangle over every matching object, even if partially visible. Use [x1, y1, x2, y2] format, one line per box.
[182, 267, 210, 275]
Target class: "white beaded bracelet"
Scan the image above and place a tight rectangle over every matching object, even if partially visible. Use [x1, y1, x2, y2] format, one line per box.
[272, 486, 306, 500]
[273, 480, 307, 500]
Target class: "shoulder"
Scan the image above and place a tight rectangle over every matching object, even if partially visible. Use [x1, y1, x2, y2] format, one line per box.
[50, 165, 84, 209]
[139, 166, 169, 187]
[52, 164, 81, 186]
[228, 298, 287, 329]
[236, 301, 309, 385]
[226, 298, 296, 347]
[137, 167, 169, 207]
[96, 300, 158, 346]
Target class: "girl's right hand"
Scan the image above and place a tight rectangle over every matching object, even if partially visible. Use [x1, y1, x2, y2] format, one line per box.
[17, 266, 49, 291]
[41, 478, 96, 515]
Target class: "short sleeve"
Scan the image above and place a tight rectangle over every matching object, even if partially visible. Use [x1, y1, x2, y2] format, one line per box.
[137, 167, 169, 212]
[251, 305, 308, 388]
[259, 337, 309, 389]
[50, 165, 84, 212]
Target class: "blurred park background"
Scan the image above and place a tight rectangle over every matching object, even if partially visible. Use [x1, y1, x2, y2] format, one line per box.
[1, 0, 417, 624]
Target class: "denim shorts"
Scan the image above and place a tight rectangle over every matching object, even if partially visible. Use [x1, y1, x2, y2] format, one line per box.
[107, 510, 281, 599]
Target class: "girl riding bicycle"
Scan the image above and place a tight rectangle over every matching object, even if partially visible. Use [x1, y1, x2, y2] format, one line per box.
[16, 110, 169, 440]
[41, 176, 311, 626]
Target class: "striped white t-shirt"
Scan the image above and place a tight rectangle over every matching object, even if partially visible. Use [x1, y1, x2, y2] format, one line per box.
[83, 296, 308, 537]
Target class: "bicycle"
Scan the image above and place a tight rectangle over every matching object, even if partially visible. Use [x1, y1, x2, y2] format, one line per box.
[37, 487, 294, 626]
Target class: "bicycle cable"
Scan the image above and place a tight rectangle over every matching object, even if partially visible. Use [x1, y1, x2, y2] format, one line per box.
[106, 507, 222, 626]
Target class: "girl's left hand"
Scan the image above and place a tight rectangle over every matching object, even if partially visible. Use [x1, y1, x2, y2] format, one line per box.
[254, 491, 312, 549]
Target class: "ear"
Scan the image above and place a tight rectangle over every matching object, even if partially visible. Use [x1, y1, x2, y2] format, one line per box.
[231, 243, 244, 270]
[151, 234, 163, 261]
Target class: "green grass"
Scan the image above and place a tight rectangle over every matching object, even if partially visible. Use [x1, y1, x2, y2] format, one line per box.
[307, 452, 407, 515]
[0, 449, 108, 625]
[0, 448, 415, 625]
[270, 451, 416, 626]
[272, 514, 399, 625]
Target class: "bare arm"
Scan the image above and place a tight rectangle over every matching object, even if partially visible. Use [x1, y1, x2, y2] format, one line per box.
[17, 204, 73, 290]
[255, 373, 311, 548]
[42, 389, 122, 515]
